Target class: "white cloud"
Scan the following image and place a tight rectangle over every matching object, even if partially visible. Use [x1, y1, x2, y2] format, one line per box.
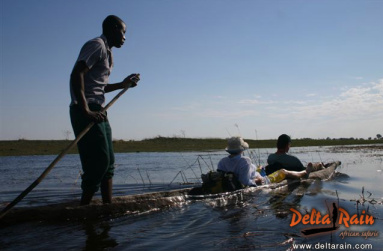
[347, 76, 363, 80]
[238, 99, 275, 105]
[284, 100, 307, 105]
[154, 108, 260, 120]
[340, 86, 371, 98]
[212, 95, 227, 99]
[195, 109, 259, 119]
[272, 79, 383, 121]
[372, 79, 383, 93]
[172, 103, 202, 111]
[152, 79, 383, 136]
[152, 112, 177, 118]
[340, 86, 350, 91]
[306, 93, 316, 97]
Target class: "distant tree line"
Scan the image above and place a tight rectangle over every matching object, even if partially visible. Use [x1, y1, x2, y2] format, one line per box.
[322, 134, 382, 141]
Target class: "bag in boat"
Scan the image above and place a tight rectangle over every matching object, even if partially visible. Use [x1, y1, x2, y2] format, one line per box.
[201, 170, 245, 194]
[265, 162, 284, 175]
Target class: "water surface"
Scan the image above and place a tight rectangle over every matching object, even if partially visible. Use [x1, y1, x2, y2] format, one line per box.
[1, 145, 382, 250]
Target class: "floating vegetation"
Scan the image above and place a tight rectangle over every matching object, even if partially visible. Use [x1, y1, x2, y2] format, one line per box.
[350, 187, 383, 215]
[329, 145, 383, 154]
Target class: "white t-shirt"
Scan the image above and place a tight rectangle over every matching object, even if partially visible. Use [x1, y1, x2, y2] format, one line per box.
[70, 35, 113, 106]
[217, 155, 260, 186]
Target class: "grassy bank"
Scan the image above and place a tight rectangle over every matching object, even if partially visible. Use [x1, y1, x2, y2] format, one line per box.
[0, 137, 381, 156]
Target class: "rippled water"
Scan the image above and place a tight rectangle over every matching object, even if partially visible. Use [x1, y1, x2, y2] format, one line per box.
[1, 145, 383, 250]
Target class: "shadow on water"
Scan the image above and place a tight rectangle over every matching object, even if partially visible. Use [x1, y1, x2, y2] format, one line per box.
[82, 221, 118, 251]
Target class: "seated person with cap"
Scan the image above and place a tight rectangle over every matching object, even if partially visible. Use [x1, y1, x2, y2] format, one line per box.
[266, 134, 325, 175]
[217, 136, 313, 186]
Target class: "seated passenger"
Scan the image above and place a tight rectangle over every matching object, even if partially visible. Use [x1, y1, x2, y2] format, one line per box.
[217, 136, 260, 187]
[218, 136, 313, 186]
[266, 134, 325, 175]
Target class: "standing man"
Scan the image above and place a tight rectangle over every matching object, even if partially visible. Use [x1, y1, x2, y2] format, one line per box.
[70, 15, 140, 205]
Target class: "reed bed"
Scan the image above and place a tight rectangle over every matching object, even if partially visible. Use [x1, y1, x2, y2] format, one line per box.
[1, 138, 380, 156]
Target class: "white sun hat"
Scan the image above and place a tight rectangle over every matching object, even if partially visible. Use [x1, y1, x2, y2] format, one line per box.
[225, 136, 249, 153]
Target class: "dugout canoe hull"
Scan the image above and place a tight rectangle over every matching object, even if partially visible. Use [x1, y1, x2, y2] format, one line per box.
[187, 161, 341, 198]
[0, 161, 340, 225]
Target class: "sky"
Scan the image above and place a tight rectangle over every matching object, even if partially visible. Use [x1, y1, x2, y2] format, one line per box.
[0, 0, 382, 141]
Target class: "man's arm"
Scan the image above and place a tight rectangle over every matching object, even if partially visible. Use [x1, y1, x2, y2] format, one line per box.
[104, 74, 140, 93]
[70, 61, 106, 122]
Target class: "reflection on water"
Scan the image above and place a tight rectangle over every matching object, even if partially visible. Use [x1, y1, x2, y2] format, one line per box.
[0, 145, 383, 250]
[83, 222, 118, 251]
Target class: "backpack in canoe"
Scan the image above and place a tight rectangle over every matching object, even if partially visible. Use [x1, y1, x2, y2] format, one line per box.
[201, 170, 245, 194]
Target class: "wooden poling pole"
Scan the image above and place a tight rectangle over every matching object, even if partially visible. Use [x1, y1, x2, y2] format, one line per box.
[0, 87, 130, 220]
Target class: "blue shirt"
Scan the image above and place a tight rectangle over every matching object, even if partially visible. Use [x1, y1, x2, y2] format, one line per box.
[217, 155, 260, 186]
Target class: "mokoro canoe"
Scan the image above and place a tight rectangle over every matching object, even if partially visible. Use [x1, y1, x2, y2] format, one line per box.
[0, 161, 340, 225]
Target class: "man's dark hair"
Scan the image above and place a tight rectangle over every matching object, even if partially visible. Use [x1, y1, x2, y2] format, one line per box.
[277, 134, 291, 149]
[102, 15, 124, 35]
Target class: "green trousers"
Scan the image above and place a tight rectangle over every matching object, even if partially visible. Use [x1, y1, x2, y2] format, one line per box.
[70, 103, 115, 192]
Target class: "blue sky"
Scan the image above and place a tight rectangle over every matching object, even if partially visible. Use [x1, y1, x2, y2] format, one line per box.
[1, 0, 382, 140]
